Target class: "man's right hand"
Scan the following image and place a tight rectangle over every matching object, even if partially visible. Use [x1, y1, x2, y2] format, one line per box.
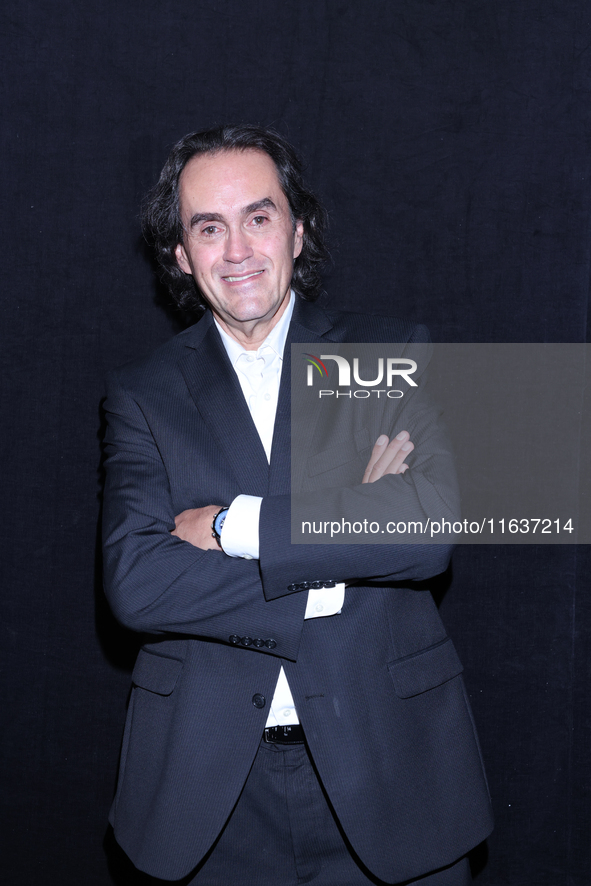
[362, 431, 414, 483]
[171, 505, 223, 550]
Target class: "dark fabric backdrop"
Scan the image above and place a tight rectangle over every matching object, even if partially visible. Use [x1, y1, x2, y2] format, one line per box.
[1, 1, 589, 884]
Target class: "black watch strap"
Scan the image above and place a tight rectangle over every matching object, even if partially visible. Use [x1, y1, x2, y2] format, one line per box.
[211, 506, 230, 548]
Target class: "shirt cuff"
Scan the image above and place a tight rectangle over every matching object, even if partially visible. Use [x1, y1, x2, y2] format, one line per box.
[304, 584, 345, 619]
[220, 494, 262, 559]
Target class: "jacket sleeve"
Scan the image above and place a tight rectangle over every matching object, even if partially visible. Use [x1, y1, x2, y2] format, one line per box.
[102, 371, 306, 660]
[259, 490, 455, 601]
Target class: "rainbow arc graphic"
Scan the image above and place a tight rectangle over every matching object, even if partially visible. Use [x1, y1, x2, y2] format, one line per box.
[303, 353, 329, 378]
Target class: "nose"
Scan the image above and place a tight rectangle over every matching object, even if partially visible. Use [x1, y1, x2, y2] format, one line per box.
[223, 226, 254, 264]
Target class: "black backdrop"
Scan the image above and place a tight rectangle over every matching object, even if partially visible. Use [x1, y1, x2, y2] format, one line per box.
[2, 2, 590, 884]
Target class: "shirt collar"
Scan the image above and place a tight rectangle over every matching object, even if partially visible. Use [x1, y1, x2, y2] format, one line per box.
[214, 290, 295, 367]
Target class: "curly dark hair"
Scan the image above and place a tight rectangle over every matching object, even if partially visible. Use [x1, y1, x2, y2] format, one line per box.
[141, 124, 330, 314]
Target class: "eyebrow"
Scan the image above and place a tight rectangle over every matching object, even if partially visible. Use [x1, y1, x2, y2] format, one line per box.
[244, 197, 277, 215]
[188, 197, 278, 229]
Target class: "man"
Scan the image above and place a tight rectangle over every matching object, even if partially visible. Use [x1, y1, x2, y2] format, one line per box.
[103, 124, 493, 885]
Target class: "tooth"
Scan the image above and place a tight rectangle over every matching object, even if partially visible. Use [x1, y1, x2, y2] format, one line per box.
[225, 271, 261, 282]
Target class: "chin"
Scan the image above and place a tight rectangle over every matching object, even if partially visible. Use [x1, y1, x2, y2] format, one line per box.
[230, 298, 277, 320]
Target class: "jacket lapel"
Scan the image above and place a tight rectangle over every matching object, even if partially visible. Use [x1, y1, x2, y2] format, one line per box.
[268, 299, 336, 496]
[179, 300, 337, 498]
[179, 315, 271, 497]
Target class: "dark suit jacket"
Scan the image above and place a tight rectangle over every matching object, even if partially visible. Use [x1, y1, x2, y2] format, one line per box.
[102, 298, 493, 882]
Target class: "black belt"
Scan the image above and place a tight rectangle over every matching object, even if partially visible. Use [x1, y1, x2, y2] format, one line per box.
[263, 725, 305, 744]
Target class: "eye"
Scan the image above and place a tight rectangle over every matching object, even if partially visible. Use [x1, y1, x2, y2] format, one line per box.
[251, 215, 268, 227]
[202, 224, 219, 236]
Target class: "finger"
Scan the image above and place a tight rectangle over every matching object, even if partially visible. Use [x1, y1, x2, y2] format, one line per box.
[381, 439, 414, 477]
[366, 431, 413, 482]
[363, 433, 405, 483]
[367, 439, 413, 481]
[361, 434, 389, 483]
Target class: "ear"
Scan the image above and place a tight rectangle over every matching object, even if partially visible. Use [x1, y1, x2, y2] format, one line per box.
[174, 242, 192, 275]
[293, 220, 304, 259]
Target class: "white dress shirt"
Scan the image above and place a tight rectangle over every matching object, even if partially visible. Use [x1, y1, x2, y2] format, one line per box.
[213, 292, 344, 726]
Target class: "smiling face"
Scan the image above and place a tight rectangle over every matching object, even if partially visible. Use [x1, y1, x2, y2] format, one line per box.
[174, 149, 303, 344]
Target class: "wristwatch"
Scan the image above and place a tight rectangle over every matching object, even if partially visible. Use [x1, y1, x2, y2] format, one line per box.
[211, 506, 230, 549]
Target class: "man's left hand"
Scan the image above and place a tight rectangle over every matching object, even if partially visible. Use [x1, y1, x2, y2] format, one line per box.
[362, 431, 414, 483]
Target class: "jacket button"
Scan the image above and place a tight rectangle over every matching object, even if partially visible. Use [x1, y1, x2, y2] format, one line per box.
[252, 694, 266, 709]
[310, 580, 323, 589]
[229, 635, 241, 645]
[298, 581, 310, 591]
[265, 639, 277, 649]
[241, 637, 253, 646]
[287, 583, 298, 592]
[253, 638, 264, 647]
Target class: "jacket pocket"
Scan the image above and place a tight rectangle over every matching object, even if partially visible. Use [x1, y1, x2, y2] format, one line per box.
[131, 649, 183, 696]
[388, 637, 464, 698]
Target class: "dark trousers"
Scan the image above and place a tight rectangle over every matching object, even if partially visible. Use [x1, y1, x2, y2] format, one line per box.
[177, 737, 472, 886]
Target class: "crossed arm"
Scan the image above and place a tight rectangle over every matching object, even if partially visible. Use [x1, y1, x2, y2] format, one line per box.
[103, 356, 455, 643]
[171, 431, 415, 551]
